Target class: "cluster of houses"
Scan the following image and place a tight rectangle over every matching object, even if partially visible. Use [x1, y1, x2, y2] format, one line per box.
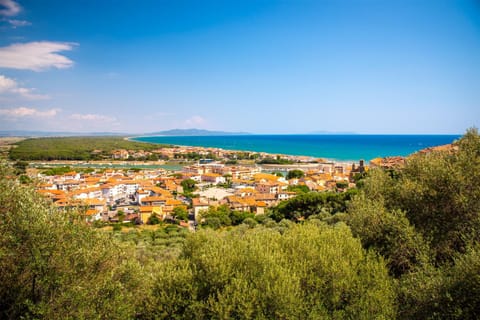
[109, 145, 323, 163]
[36, 168, 186, 223]
[34, 158, 366, 226]
[189, 161, 365, 219]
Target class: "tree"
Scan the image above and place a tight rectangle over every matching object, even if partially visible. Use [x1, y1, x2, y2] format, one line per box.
[269, 190, 356, 221]
[117, 210, 125, 222]
[287, 184, 310, 194]
[0, 164, 147, 319]
[360, 128, 480, 263]
[13, 161, 28, 174]
[286, 169, 304, 179]
[335, 181, 349, 190]
[172, 206, 188, 221]
[181, 178, 196, 193]
[147, 213, 161, 225]
[347, 194, 430, 277]
[147, 222, 396, 319]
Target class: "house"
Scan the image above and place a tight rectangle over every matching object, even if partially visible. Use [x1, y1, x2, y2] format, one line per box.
[71, 187, 103, 200]
[201, 173, 226, 185]
[135, 189, 151, 204]
[255, 181, 280, 194]
[192, 198, 210, 220]
[101, 183, 126, 203]
[140, 196, 167, 206]
[56, 179, 81, 191]
[112, 149, 129, 160]
[254, 193, 278, 207]
[139, 206, 164, 224]
[255, 201, 267, 215]
[277, 191, 296, 201]
[85, 209, 102, 221]
[122, 180, 140, 197]
[62, 171, 81, 181]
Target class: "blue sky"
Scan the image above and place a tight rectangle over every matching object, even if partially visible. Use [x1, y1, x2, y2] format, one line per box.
[0, 0, 479, 134]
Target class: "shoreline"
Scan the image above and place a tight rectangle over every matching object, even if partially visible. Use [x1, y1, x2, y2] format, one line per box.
[129, 134, 460, 163]
[127, 136, 360, 164]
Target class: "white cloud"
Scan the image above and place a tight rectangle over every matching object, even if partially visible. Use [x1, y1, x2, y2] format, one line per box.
[70, 113, 116, 122]
[7, 19, 31, 28]
[0, 41, 76, 71]
[0, 74, 49, 99]
[0, 106, 59, 118]
[0, 0, 20, 17]
[184, 115, 206, 127]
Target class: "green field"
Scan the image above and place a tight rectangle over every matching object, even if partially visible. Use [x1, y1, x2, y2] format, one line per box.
[9, 136, 169, 161]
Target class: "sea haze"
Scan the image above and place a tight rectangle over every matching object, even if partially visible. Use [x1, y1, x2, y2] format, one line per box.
[133, 134, 461, 161]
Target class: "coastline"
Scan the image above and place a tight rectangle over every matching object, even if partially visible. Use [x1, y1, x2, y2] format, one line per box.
[129, 134, 461, 163]
[127, 136, 354, 164]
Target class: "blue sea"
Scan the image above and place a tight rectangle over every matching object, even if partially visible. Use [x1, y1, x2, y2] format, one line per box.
[133, 134, 461, 161]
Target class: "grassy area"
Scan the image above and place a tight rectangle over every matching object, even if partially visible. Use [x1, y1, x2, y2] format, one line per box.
[9, 136, 170, 161]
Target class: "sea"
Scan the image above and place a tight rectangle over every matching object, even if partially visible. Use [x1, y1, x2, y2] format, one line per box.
[132, 134, 461, 162]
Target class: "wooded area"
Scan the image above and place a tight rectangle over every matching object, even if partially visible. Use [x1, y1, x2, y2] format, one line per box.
[9, 136, 168, 161]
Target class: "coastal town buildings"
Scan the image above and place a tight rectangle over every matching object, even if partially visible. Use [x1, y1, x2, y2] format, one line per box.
[33, 145, 362, 226]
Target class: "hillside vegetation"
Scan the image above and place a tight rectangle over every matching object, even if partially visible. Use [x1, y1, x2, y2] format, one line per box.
[9, 136, 168, 161]
[1, 128, 479, 319]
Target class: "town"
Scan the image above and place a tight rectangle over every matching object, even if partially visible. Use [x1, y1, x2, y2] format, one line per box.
[32, 145, 368, 229]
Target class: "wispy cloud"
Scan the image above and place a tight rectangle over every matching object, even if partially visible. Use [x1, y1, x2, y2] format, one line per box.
[0, 106, 59, 118]
[184, 115, 206, 127]
[0, 74, 49, 99]
[70, 113, 116, 122]
[7, 19, 31, 28]
[0, 41, 76, 71]
[0, 0, 20, 17]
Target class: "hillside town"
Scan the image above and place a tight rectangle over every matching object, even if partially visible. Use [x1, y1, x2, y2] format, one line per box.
[32, 146, 368, 227]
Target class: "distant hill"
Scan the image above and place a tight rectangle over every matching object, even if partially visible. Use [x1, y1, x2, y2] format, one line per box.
[148, 129, 250, 136]
[309, 130, 357, 134]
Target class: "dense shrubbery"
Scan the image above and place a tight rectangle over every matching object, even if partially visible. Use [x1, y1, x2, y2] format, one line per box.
[1, 128, 480, 319]
[269, 189, 358, 221]
[256, 157, 294, 164]
[0, 164, 147, 319]
[146, 224, 396, 319]
[199, 204, 256, 229]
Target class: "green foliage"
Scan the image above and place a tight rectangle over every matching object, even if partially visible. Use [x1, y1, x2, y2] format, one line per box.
[147, 223, 396, 319]
[286, 169, 304, 179]
[361, 128, 480, 263]
[9, 136, 166, 161]
[115, 227, 188, 263]
[335, 181, 349, 189]
[257, 157, 294, 164]
[41, 166, 73, 176]
[199, 205, 255, 229]
[147, 213, 161, 225]
[0, 166, 146, 319]
[287, 184, 311, 194]
[181, 178, 196, 193]
[18, 174, 32, 184]
[172, 206, 188, 221]
[398, 245, 480, 319]
[269, 190, 357, 221]
[347, 194, 430, 277]
[112, 223, 123, 231]
[13, 160, 28, 174]
[344, 128, 480, 318]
